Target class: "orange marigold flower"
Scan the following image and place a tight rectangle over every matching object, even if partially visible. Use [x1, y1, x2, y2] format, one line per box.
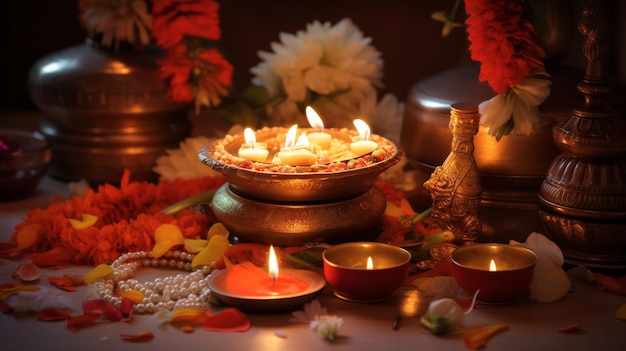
[152, 0, 222, 49]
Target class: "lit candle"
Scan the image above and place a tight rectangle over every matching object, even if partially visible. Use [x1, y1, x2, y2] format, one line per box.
[262, 245, 309, 295]
[276, 125, 318, 166]
[238, 128, 269, 162]
[366, 256, 373, 270]
[305, 106, 332, 149]
[350, 119, 378, 157]
[489, 259, 497, 272]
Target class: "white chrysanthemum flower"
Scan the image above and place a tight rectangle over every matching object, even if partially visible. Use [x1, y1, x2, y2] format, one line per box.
[153, 136, 222, 181]
[251, 18, 383, 128]
[479, 73, 551, 138]
[82, 0, 152, 49]
[289, 299, 328, 324]
[311, 315, 344, 342]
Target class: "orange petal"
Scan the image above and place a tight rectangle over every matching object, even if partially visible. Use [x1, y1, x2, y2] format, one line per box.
[184, 239, 208, 254]
[191, 235, 230, 268]
[84, 264, 113, 284]
[15, 223, 42, 250]
[206, 222, 229, 239]
[121, 332, 155, 343]
[25, 246, 76, 267]
[82, 299, 122, 322]
[616, 304, 626, 321]
[12, 262, 40, 282]
[0, 242, 24, 260]
[67, 314, 100, 333]
[48, 274, 84, 292]
[0, 283, 40, 300]
[169, 307, 209, 328]
[201, 308, 250, 332]
[593, 273, 626, 295]
[37, 307, 73, 321]
[118, 289, 144, 304]
[556, 323, 583, 333]
[68, 213, 98, 230]
[152, 224, 185, 258]
[462, 324, 509, 350]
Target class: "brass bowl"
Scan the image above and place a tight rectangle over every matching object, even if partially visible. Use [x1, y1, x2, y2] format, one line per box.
[198, 128, 403, 203]
[211, 184, 387, 246]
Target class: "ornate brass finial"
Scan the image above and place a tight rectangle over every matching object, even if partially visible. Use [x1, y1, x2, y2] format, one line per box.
[423, 103, 483, 245]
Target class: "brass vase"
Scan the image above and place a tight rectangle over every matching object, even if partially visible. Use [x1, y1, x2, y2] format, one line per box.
[538, 0, 626, 268]
[28, 39, 192, 185]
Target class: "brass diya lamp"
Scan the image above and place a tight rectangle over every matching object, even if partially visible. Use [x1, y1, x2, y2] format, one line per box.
[199, 123, 403, 246]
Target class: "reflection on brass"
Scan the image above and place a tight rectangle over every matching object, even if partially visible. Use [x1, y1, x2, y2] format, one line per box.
[423, 103, 483, 245]
[539, 0, 626, 268]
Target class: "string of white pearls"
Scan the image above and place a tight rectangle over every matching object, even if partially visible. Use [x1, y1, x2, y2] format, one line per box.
[94, 250, 216, 314]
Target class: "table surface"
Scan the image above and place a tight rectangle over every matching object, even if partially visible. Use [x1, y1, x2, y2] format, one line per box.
[1, 113, 626, 351]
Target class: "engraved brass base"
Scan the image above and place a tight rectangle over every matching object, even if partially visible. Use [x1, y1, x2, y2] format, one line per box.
[210, 183, 386, 246]
[538, 210, 626, 269]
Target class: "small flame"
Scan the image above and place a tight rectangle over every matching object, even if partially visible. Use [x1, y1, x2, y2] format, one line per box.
[353, 119, 371, 140]
[268, 245, 279, 279]
[489, 259, 497, 272]
[306, 106, 325, 130]
[366, 256, 373, 270]
[295, 133, 310, 147]
[285, 124, 298, 148]
[244, 128, 257, 146]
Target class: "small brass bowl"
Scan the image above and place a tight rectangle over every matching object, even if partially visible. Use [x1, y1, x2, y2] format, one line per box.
[198, 128, 403, 203]
[322, 242, 411, 302]
[450, 243, 536, 303]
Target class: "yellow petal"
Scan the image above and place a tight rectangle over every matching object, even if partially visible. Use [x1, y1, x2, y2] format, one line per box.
[69, 214, 98, 230]
[84, 263, 113, 284]
[616, 304, 626, 321]
[462, 324, 509, 350]
[0, 284, 40, 300]
[184, 239, 208, 253]
[207, 222, 229, 239]
[169, 307, 209, 327]
[119, 289, 145, 304]
[191, 235, 230, 268]
[384, 201, 406, 218]
[152, 224, 185, 258]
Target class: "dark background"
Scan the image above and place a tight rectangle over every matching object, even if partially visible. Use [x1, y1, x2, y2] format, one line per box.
[1, 0, 624, 113]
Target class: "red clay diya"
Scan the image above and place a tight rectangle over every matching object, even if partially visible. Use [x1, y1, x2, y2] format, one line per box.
[322, 242, 411, 302]
[450, 243, 536, 304]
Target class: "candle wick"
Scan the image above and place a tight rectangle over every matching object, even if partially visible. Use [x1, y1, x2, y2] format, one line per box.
[272, 274, 277, 287]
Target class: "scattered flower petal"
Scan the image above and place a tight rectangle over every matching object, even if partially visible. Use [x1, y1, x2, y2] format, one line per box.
[184, 239, 208, 254]
[119, 297, 135, 320]
[67, 314, 100, 333]
[556, 323, 583, 333]
[83, 299, 122, 322]
[119, 290, 145, 304]
[0, 283, 40, 300]
[0, 242, 24, 260]
[15, 224, 42, 250]
[37, 307, 73, 321]
[201, 308, 250, 332]
[152, 223, 185, 258]
[120, 332, 155, 343]
[84, 264, 113, 284]
[68, 213, 98, 230]
[593, 273, 626, 296]
[191, 235, 230, 268]
[462, 324, 509, 350]
[48, 274, 84, 292]
[420, 298, 465, 336]
[207, 222, 229, 239]
[290, 299, 328, 323]
[169, 307, 209, 328]
[12, 262, 40, 282]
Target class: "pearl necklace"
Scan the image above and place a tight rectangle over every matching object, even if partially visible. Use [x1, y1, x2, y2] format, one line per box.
[94, 250, 215, 314]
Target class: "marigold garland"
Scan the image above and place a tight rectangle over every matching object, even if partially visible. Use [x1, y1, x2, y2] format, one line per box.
[11, 170, 226, 266]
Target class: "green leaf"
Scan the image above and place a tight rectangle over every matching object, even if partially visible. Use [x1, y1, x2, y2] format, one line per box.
[283, 247, 326, 268]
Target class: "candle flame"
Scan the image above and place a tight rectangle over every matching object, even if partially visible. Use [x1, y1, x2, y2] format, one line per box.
[243, 128, 257, 146]
[285, 124, 298, 148]
[306, 106, 324, 130]
[366, 256, 373, 270]
[489, 259, 497, 272]
[268, 245, 279, 279]
[295, 133, 310, 147]
[353, 119, 371, 140]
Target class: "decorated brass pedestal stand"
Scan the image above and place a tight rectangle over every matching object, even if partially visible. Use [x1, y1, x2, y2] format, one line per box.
[199, 128, 403, 246]
[539, 0, 626, 268]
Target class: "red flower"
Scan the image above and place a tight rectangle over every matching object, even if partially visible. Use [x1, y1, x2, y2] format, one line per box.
[464, 0, 545, 94]
[152, 0, 222, 49]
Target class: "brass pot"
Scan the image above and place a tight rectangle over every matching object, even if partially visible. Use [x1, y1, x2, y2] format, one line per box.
[28, 40, 191, 184]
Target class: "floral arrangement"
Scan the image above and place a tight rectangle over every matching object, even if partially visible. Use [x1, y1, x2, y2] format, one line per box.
[216, 18, 404, 144]
[79, 0, 233, 113]
[433, 0, 551, 140]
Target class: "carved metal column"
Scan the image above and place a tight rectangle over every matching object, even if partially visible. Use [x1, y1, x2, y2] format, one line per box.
[538, 0, 626, 268]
